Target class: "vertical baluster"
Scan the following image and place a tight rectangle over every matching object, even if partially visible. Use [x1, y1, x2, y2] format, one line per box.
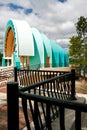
[59, 106, 65, 130]
[34, 101, 41, 130]
[29, 70, 31, 85]
[46, 104, 52, 130]
[75, 110, 81, 130]
[22, 98, 31, 130]
[14, 67, 17, 82]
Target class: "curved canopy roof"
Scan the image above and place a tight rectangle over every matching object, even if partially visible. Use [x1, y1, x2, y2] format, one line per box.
[41, 34, 52, 66]
[4, 19, 34, 57]
[32, 28, 44, 67]
[41, 34, 52, 56]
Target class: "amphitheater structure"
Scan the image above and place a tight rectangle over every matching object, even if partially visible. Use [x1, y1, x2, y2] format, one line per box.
[2, 19, 69, 69]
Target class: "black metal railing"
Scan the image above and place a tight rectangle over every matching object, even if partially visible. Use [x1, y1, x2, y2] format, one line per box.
[7, 82, 87, 130]
[14, 67, 76, 99]
[19, 69, 76, 100]
[14, 67, 71, 87]
[7, 69, 78, 130]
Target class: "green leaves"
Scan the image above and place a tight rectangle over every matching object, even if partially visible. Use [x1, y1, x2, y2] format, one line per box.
[75, 16, 87, 38]
[69, 16, 87, 77]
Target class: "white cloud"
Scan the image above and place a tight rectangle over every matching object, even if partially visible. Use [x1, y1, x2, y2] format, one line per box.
[0, 0, 87, 53]
[56, 38, 69, 48]
[61, 21, 74, 31]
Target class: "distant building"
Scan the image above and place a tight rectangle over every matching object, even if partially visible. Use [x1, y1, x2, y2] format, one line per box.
[2, 19, 69, 69]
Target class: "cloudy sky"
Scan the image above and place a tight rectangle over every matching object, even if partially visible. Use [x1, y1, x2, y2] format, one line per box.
[0, 0, 87, 53]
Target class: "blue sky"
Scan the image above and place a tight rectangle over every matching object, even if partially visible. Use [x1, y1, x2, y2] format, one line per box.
[58, 0, 66, 2]
[7, 3, 33, 14]
[0, 0, 87, 52]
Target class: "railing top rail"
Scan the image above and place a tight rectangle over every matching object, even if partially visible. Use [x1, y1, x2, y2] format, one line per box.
[16, 67, 70, 73]
[18, 90, 87, 112]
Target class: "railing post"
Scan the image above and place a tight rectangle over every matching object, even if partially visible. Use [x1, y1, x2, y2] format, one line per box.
[14, 67, 17, 82]
[71, 69, 76, 100]
[7, 82, 19, 130]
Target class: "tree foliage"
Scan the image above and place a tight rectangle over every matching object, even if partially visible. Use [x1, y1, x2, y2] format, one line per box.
[75, 16, 87, 38]
[69, 16, 87, 77]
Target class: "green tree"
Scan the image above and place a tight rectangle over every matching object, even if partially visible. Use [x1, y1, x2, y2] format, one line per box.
[76, 16, 87, 77]
[69, 36, 82, 74]
[75, 16, 87, 38]
[69, 16, 87, 77]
